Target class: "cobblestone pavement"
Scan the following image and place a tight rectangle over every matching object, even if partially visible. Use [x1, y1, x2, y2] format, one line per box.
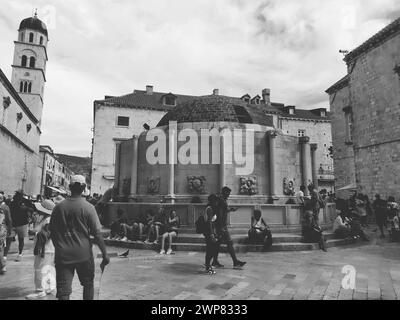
[1, 228, 400, 300]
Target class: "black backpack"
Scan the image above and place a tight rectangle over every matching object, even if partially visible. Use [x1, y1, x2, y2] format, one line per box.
[195, 215, 206, 234]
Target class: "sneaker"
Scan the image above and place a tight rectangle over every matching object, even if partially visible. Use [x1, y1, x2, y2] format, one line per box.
[166, 249, 173, 255]
[153, 240, 159, 245]
[160, 249, 165, 255]
[205, 266, 216, 274]
[120, 237, 128, 242]
[233, 260, 246, 268]
[26, 291, 47, 300]
[1, 266, 6, 274]
[212, 262, 224, 268]
[15, 254, 23, 262]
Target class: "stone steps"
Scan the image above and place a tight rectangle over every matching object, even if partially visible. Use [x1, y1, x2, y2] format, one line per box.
[103, 226, 356, 252]
[104, 238, 355, 253]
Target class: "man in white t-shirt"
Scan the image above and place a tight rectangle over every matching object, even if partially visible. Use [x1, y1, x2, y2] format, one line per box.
[297, 186, 306, 205]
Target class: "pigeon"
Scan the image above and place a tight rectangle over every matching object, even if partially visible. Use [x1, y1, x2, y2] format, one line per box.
[119, 250, 130, 258]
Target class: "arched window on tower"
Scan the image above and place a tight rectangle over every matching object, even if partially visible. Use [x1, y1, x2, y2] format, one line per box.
[28, 83, 32, 93]
[40, 36, 43, 45]
[29, 57, 36, 68]
[21, 55, 27, 67]
[19, 32, 25, 42]
[29, 32, 34, 43]
[20, 82, 24, 92]
[24, 82, 28, 93]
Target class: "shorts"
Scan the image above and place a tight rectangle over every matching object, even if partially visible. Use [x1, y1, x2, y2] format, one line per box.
[55, 258, 95, 299]
[15, 225, 28, 238]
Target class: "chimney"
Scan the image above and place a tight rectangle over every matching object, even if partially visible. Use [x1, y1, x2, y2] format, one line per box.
[262, 88, 271, 104]
[213, 89, 219, 96]
[146, 85, 153, 95]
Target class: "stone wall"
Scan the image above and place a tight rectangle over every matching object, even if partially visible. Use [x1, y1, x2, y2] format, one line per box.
[91, 104, 166, 194]
[280, 119, 333, 172]
[349, 34, 400, 199]
[116, 122, 304, 203]
[0, 78, 41, 196]
[274, 134, 303, 196]
[0, 129, 39, 196]
[328, 85, 356, 192]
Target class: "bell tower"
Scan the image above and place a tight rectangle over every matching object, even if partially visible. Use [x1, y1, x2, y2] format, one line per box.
[11, 11, 49, 125]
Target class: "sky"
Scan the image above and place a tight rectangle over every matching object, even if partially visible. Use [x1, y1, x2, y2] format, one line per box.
[0, 0, 399, 157]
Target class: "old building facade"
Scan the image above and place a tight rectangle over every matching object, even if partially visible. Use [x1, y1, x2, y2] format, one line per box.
[38, 145, 75, 197]
[327, 17, 400, 199]
[92, 87, 333, 195]
[0, 13, 49, 196]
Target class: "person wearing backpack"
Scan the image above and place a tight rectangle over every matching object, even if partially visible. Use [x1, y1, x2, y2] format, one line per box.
[203, 194, 219, 274]
[212, 187, 246, 269]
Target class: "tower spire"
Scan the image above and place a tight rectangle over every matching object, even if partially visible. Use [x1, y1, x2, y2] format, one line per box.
[34, 8, 38, 18]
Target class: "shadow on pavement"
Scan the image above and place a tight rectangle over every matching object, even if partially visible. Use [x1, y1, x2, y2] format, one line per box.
[161, 262, 202, 275]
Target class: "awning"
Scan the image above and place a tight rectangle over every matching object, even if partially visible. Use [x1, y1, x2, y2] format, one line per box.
[337, 183, 357, 191]
[103, 175, 115, 181]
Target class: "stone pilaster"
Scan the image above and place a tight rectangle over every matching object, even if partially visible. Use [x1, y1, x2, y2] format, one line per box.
[114, 142, 122, 197]
[268, 131, 278, 200]
[219, 134, 225, 191]
[129, 135, 139, 201]
[168, 128, 176, 204]
[310, 143, 319, 189]
[300, 136, 312, 196]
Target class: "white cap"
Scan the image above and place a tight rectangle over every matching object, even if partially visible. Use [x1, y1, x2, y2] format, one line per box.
[70, 175, 86, 185]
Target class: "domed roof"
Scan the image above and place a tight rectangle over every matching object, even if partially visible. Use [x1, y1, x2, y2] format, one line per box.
[19, 16, 48, 37]
[157, 95, 273, 127]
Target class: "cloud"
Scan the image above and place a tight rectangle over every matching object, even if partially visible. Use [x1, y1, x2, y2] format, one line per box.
[0, 0, 399, 156]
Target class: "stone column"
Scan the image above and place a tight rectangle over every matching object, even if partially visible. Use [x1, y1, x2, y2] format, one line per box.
[114, 142, 122, 197]
[129, 135, 139, 201]
[300, 136, 311, 197]
[268, 131, 278, 199]
[168, 128, 176, 204]
[219, 134, 225, 190]
[310, 143, 319, 189]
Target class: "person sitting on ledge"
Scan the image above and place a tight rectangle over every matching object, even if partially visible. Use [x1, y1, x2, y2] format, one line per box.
[143, 210, 156, 244]
[160, 210, 180, 255]
[248, 209, 272, 250]
[120, 210, 149, 241]
[346, 209, 369, 242]
[333, 210, 352, 239]
[107, 208, 127, 241]
[151, 205, 167, 245]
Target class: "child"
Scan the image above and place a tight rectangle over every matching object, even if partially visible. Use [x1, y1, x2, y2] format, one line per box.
[203, 194, 219, 274]
[26, 200, 56, 299]
[160, 210, 180, 255]
[248, 209, 273, 250]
